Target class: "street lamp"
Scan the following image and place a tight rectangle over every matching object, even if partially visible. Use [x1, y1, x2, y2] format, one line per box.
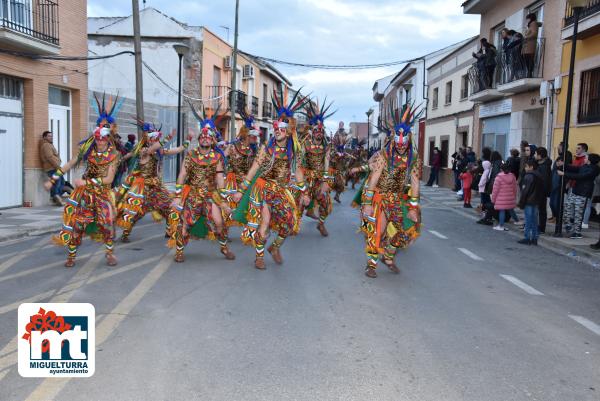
[366, 108, 373, 157]
[555, 0, 587, 237]
[173, 43, 189, 178]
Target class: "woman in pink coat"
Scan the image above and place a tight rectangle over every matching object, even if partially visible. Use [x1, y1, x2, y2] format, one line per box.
[492, 162, 518, 231]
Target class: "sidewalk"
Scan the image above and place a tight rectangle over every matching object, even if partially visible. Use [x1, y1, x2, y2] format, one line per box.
[420, 185, 600, 268]
[0, 205, 63, 242]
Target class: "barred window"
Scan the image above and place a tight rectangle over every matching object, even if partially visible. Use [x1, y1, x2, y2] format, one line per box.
[0, 75, 22, 99]
[579, 67, 600, 124]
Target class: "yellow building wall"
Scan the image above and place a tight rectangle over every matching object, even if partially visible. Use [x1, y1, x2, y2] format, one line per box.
[552, 33, 600, 156]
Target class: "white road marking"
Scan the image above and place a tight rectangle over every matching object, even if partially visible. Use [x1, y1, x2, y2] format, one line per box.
[569, 315, 600, 336]
[0, 237, 48, 275]
[25, 252, 174, 401]
[500, 274, 544, 296]
[458, 248, 483, 261]
[0, 233, 163, 284]
[428, 230, 448, 239]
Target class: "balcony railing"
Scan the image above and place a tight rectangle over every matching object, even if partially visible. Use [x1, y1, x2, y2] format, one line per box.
[497, 38, 545, 85]
[565, 0, 600, 27]
[205, 85, 230, 111]
[468, 62, 497, 95]
[262, 101, 273, 119]
[0, 0, 59, 45]
[230, 90, 247, 114]
[251, 96, 259, 116]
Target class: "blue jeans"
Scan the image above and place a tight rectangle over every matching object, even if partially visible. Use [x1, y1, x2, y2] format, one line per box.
[427, 167, 440, 185]
[524, 205, 539, 241]
[499, 210, 506, 226]
[480, 192, 491, 206]
[46, 169, 64, 197]
[509, 208, 519, 222]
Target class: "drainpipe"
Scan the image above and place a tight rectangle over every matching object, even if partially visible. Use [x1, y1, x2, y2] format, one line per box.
[545, 81, 555, 154]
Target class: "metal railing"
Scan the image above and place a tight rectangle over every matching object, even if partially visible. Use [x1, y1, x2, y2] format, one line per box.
[0, 0, 59, 45]
[497, 38, 545, 85]
[262, 101, 272, 119]
[251, 96, 258, 115]
[230, 90, 247, 114]
[468, 62, 497, 95]
[205, 85, 230, 110]
[445, 93, 452, 105]
[565, 0, 600, 27]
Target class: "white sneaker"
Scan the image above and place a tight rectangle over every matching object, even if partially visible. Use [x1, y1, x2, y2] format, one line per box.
[582, 223, 589, 229]
[457, 190, 464, 195]
[433, 184, 439, 188]
[493, 225, 506, 231]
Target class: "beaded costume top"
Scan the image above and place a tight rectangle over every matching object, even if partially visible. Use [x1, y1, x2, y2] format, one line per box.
[260, 145, 291, 185]
[228, 144, 255, 179]
[82, 145, 120, 181]
[137, 151, 159, 178]
[185, 148, 222, 191]
[303, 140, 327, 172]
[375, 150, 419, 194]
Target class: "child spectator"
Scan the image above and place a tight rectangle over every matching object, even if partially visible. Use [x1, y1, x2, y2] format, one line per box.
[460, 167, 473, 208]
[518, 160, 545, 245]
[492, 162, 518, 231]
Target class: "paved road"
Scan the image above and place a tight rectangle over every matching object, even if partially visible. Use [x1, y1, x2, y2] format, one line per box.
[1, 187, 599, 401]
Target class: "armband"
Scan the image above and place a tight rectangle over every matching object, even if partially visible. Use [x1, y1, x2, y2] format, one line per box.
[240, 179, 251, 192]
[362, 189, 375, 206]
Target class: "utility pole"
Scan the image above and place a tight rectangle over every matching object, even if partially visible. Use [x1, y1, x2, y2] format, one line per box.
[229, 0, 240, 142]
[132, 0, 144, 134]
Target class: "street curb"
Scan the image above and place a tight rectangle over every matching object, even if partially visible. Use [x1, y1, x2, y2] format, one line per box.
[422, 190, 600, 269]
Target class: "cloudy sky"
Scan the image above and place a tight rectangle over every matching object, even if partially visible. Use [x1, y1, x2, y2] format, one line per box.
[88, 0, 480, 132]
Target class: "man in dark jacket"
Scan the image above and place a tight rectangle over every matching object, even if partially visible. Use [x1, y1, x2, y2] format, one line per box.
[466, 147, 476, 164]
[549, 142, 573, 222]
[518, 160, 545, 245]
[558, 153, 600, 239]
[535, 147, 552, 234]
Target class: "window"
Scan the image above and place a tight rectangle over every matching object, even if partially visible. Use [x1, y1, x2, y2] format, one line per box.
[49, 87, 70, 107]
[493, 23, 505, 50]
[445, 81, 452, 105]
[432, 87, 439, 109]
[460, 75, 469, 100]
[578, 67, 600, 124]
[405, 87, 411, 104]
[0, 74, 21, 99]
[527, 2, 545, 39]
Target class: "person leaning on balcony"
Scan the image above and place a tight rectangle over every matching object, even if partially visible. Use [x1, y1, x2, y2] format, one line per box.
[40, 130, 65, 206]
[522, 13, 542, 79]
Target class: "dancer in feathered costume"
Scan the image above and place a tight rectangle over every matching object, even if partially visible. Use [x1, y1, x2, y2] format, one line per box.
[116, 120, 192, 242]
[347, 143, 368, 189]
[167, 104, 235, 263]
[232, 88, 310, 269]
[355, 103, 422, 278]
[44, 93, 125, 267]
[298, 98, 336, 236]
[329, 132, 351, 203]
[223, 108, 260, 224]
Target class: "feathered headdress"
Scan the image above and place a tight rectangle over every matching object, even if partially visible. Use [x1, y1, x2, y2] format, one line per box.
[237, 108, 259, 140]
[305, 97, 336, 129]
[384, 102, 423, 172]
[268, 87, 309, 162]
[90, 92, 125, 127]
[188, 101, 226, 143]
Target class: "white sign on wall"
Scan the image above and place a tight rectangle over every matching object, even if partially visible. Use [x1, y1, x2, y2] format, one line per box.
[479, 98, 512, 119]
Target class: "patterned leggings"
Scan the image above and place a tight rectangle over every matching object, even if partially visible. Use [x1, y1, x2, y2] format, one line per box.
[565, 192, 588, 234]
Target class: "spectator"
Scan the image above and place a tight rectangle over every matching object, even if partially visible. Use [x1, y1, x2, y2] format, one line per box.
[549, 142, 572, 223]
[522, 13, 542, 78]
[426, 147, 441, 187]
[460, 166, 473, 208]
[466, 146, 477, 163]
[472, 39, 497, 89]
[518, 159, 545, 245]
[570, 143, 590, 228]
[558, 153, 600, 239]
[519, 140, 529, 183]
[492, 162, 518, 231]
[125, 134, 136, 153]
[535, 147, 552, 234]
[477, 159, 493, 224]
[39, 130, 64, 206]
[506, 148, 521, 180]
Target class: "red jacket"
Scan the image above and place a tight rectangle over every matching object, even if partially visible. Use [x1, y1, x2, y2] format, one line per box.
[459, 171, 473, 188]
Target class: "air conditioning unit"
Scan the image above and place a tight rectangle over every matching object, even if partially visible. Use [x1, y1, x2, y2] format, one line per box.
[243, 65, 255, 79]
[223, 56, 232, 70]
